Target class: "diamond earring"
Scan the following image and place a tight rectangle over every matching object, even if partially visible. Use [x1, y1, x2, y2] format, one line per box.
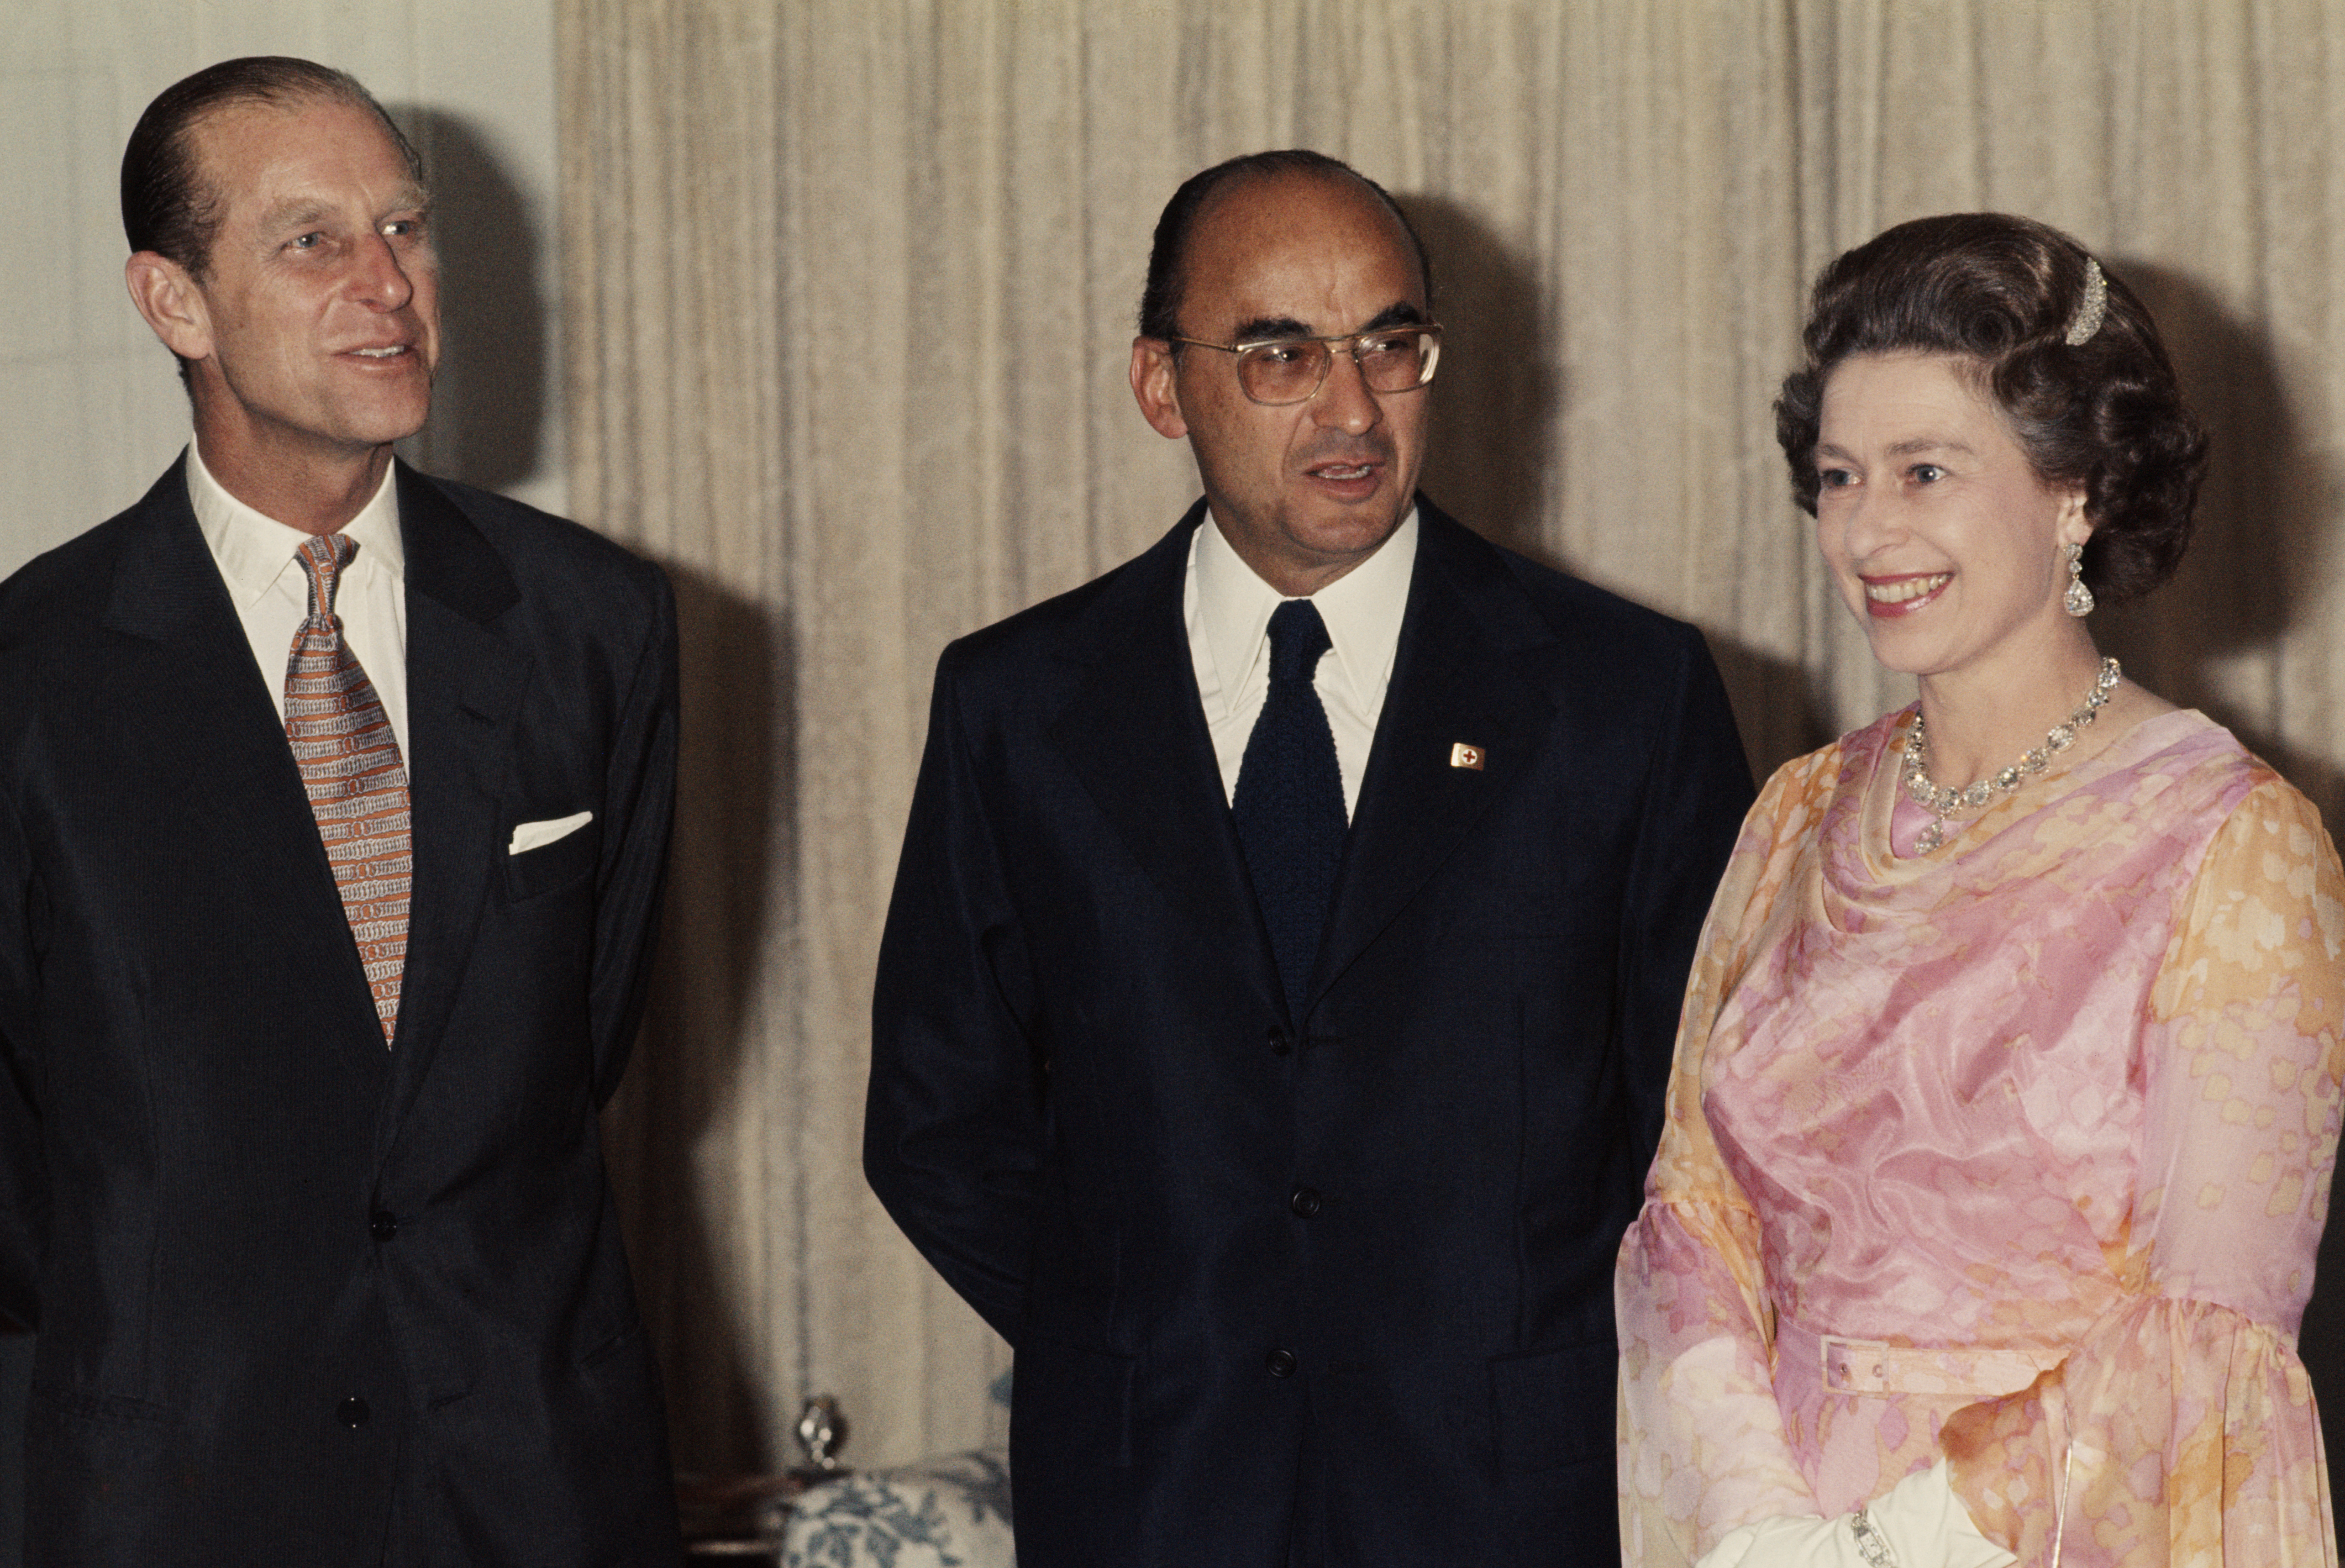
[2063, 541, 2095, 617]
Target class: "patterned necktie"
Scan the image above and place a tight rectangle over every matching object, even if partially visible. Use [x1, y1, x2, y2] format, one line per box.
[1232, 599, 1348, 1016]
[285, 533, 411, 1047]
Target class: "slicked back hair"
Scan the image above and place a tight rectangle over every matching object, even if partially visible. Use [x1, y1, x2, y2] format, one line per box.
[123, 55, 422, 279]
[121, 57, 422, 390]
[1137, 149, 1433, 347]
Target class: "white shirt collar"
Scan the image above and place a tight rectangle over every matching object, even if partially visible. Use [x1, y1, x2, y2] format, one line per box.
[1192, 505, 1417, 717]
[185, 434, 406, 609]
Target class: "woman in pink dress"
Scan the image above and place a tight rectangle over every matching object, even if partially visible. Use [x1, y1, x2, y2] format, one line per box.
[1618, 212, 2345, 1568]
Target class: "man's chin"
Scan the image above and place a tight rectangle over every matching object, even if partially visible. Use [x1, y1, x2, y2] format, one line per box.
[331, 401, 434, 453]
[1291, 505, 1409, 563]
[324, 368, 435, 439]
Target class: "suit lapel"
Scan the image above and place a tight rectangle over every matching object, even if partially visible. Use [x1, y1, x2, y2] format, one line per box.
[1308, 502, 1556, 1008]
[102, 459, 392, 1086]
[104, 463, 293, 815]
[1047, 506, 1284, 1017]
[378, 465, 530, 1161]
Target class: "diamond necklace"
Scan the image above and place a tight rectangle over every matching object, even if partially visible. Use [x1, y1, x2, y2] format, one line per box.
[1902, 657, 2121, 854]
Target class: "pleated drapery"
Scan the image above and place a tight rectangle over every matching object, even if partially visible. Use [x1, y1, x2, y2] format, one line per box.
[557, 0, 2345, 1475]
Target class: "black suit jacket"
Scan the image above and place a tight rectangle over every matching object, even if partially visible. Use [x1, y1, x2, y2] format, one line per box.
[865, 499, 1752, 1567]
[0, 460, 683, 1565]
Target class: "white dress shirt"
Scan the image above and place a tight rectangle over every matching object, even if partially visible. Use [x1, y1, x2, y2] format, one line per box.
[1183, 507, 1418, 820]
[187, 437, 410, 760]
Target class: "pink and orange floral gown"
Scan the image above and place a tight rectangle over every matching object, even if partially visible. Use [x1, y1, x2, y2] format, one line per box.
[1618, 707, 2345, 1566]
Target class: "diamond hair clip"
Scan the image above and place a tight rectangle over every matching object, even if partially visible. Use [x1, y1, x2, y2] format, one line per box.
[2064, 257, 2108, 347]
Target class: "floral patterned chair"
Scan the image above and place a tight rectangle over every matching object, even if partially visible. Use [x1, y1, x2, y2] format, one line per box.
[778, 1375, 1014, 1568]
[780, 1448, 1011, 1567]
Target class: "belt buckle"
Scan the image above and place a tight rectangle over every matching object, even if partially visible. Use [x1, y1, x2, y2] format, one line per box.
[1819, 1333, 1892, 1395]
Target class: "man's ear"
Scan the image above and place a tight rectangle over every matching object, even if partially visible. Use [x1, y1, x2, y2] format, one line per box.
[1130, 337, 1188, 439]
[125, 251, 213, 363]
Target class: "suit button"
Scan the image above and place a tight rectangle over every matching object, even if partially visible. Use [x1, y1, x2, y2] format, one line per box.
[338, 1396, 370, 1428]
[1267, 1026, 1293, 1057]
[369, 1211, 398, 1242]
[1265, 1349, 1298, 1378]
[1288, 1186, 1322, 1218]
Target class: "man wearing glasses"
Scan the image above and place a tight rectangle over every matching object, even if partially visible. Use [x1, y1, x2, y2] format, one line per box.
[866, 150, 1752, 1567]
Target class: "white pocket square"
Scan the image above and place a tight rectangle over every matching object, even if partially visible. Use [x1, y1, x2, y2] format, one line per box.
[508, 811, 594, 856]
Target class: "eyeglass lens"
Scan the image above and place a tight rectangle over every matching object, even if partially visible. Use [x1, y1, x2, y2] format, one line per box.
[1236, 331, 1438, 404]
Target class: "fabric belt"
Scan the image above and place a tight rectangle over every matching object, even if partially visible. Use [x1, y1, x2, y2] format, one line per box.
[1775, 1314, 2056, 1400]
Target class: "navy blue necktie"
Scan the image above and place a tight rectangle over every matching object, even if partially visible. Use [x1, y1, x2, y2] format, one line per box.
[1232, 599, 1347, 1016]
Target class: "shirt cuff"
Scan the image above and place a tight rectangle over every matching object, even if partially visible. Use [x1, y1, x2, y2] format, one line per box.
[1694, 1460, 2016, 1568]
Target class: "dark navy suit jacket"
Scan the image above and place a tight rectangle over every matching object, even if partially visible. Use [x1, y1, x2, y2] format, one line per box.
[866, 498, 1753, 1567]
[0, 460, 683, 1566]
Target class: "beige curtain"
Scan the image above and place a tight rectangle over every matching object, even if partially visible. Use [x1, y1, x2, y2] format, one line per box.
[557, 0, 2345, 1476]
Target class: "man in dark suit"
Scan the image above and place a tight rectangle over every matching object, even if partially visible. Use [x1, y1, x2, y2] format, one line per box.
[865, 150, 1754, 1565]
[0, 58, 681, 1564]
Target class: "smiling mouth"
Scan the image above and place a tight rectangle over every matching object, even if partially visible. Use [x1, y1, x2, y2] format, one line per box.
[1865, 573, 1950, 605]
[347, 346, 412, 359]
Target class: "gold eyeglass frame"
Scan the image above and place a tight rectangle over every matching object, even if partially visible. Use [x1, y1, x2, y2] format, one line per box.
[1167, 323, 1443, 405]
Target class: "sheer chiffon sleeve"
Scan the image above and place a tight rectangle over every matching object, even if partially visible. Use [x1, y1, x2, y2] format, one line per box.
[1619, 752, 1840, 1566]
[1946, 779, 2345, 1567]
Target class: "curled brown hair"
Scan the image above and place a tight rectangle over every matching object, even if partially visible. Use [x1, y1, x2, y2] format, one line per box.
[1775, 213, 2207, 602]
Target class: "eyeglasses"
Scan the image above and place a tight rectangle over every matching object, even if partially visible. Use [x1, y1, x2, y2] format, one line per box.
[1168, 324, 1442, 406]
